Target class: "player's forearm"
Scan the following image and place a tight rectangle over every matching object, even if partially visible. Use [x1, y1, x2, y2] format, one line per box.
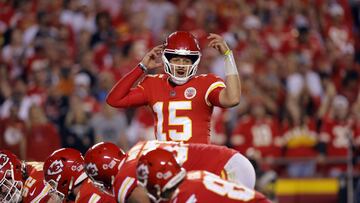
[106, 65, 144, 107]
[219, 50, 241, 107]
[220, 75, 241, 107]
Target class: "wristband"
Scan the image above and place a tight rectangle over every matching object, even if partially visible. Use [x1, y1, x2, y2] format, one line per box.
[139, 63, 148, 73]
[224, 50, 238, 76]
[224, 49, 231, 56]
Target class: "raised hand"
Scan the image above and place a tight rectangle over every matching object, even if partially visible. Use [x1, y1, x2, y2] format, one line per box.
[207, 33, 230, 55]
[140, 45, 164, 70]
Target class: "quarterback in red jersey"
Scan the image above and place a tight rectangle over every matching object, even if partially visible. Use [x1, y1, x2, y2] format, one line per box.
[106, 31, 241, 143]
[136, 148, 270, 203]
[84, 141, 254, 203]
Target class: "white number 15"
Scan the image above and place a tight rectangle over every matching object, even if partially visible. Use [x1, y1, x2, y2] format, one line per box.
[153, 101, 192, 141]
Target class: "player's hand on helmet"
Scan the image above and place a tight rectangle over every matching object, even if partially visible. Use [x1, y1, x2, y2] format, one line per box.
[207, 33, 230, 55]
[141, 45, 164, 70]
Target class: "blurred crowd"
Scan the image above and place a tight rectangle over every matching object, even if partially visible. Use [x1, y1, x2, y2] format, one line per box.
[0, 0, 360, 180]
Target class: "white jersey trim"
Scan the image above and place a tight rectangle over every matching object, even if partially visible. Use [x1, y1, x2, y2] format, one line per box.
[204, 81, 226, 106]
[117, 177, 135, 203]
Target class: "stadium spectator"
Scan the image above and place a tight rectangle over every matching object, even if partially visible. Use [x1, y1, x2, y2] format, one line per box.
[89, 103, 129, 149]
[0, 104, 26, 159]
[63, 95, 94, 154]
[25, 104, 60, 161]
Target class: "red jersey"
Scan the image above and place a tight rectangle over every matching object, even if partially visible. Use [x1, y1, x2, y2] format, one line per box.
[106, 65, 225, 144]
[114, 141, 237, 203]
[0, 117, 26, 158]
[320, 118, 356, 157]
[170, 170, 270, 203]
[22, 162, 52, 203]
[26, 123, 61, 161]
[231, 116, 282, 157]
[75, 179, 116, 203]
[139, 73, 224, 143]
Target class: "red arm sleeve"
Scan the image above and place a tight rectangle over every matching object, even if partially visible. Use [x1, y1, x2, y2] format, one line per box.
[106, 65, 148, 108]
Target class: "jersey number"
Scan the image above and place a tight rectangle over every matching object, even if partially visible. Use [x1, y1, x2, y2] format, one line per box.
[153, 101, 192, 141]
[126, 141, 189, 165]
[189, 171, 255, 201]
[22, 177, 37, 197]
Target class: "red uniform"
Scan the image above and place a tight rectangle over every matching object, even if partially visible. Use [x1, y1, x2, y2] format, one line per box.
[114, 141, 237, 203]
[170, 170, 270, 203]
[231, 116, 282, 157]
[320, 118, 357, 157]
[75, 179, 116, 203]
[26, 123, 61, 161]
[0, 117, 26, 158]
[106, 66, 225, 144]
[281, 119, 318, 158]
[22, 162, 52, 203]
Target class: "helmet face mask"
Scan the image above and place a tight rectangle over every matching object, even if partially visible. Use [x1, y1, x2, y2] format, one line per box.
[162, 31, 201, 85]
[47, 179, 65, 201]
[0, 169, 23, 203]
[0, 150, 23, 203]
[43, 148, 87, 201]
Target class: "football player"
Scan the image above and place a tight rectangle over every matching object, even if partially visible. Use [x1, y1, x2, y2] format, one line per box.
[43, 148, 115, 202]
[0, 149, 52, 203]
[136, 148, 271, 203]
[0, 149, 24, 202]
[84, 141, 255, 203]
[22, 162, 54, 203]
[106, 31, 241, 144]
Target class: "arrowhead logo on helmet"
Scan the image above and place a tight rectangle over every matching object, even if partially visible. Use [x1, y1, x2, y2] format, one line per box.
[47, 160, 64, 175]
[86, 163, 99, 177]
[137, 163, 149, 185]
[0, 154, 9, 170]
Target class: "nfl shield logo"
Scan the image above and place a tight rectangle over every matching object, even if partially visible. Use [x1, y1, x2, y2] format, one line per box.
[184, 87, 196, 99]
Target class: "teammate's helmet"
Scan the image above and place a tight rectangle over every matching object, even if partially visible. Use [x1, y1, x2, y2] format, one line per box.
[43, 148, 87, 201]
[0, 150, 23, 202]
[162, 31, 201, 85]
[136, 148, 186, 201]
[84, 142, 126, 191]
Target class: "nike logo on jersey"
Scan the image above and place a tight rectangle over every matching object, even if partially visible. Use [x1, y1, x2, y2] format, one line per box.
[30, 188, 36, 196]
[185, 194, 197, 203]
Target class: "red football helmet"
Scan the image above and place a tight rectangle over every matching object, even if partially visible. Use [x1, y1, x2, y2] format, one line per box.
[0, 150, 23, 202]
[43, 148, 87, 201]
[136, 148, 186, 202]
[162, 31, 201, 85]
[84, 142, 126, 192]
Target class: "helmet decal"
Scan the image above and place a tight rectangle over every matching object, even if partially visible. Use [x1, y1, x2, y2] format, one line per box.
[136, 163, 149, 185]
[0, 154, 10, 169]
[86, 163, 99, 177]
[47, 160, 64, 175]
[102, 160, 116, 170]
